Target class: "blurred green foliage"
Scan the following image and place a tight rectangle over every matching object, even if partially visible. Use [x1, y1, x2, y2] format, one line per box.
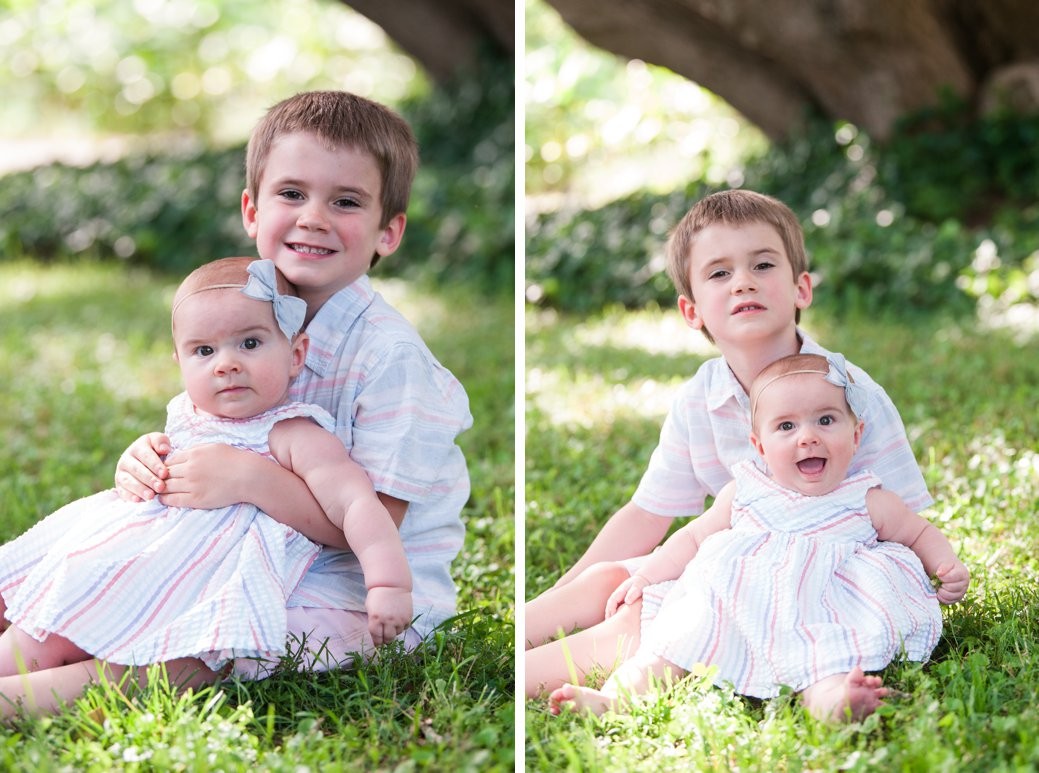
[527, 106, 1039, 318]
[0, 51, 514, 293]
[0, 0, 423, 140]
[524, 0, 765, 203]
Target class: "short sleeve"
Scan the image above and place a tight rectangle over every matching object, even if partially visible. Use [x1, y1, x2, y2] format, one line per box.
[632, 388, 710, 518]
[350, 342, 472, 504]
[847, 370, 933, 512]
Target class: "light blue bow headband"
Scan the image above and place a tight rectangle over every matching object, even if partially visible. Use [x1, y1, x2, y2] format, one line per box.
[751, 353, 869, 420]
[822, 352, 869, 420]
[241, 259, 307, 340]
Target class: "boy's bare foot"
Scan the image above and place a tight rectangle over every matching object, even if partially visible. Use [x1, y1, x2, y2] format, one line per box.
[802, 667, 889, 722]
[548, 683, 617, 716]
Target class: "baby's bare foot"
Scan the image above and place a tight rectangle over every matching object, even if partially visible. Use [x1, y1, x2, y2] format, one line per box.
[842, 666, 889, 721]
[548, 683, 616, 716]
[803, 667, 889, 722]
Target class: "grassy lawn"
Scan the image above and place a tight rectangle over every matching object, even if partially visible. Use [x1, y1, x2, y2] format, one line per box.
[0, 261, 514, 770]
[525, 303, 1039, 771]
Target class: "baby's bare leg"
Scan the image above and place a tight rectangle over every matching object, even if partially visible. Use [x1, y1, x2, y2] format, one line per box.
[525, 599, 642, 699]
[0, 655, 219, 719]
[549, 649, 685, 716]
[0, 625, 89, 677]
[801, 667, 889, 722]
[525, 562, 632, 648]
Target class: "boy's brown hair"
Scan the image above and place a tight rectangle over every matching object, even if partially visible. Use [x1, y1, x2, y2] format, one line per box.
[665, 189, 809, 324]
[246, 91, 419, 233]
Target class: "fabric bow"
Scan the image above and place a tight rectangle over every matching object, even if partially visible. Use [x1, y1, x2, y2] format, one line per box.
[241, 259, 307, 339]
[824, 353, 869, 420]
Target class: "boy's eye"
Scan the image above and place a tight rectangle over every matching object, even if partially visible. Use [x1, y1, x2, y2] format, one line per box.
[334, 197, 361, 209]
[242, 338, 261, 350]
[708, 269, 730, 280]
[754, 261, 776, 271]
[278, 189, 304, 201]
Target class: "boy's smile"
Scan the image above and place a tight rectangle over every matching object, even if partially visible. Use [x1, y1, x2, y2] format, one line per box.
[242, 131, 405, 314]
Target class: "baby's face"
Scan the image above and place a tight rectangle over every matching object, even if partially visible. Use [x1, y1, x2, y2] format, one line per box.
[173, 289, 305, 419]
[750, 372, 862, 496]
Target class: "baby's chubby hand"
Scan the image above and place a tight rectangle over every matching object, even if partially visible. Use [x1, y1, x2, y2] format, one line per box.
[933, 561, 970, 604]
[605, 574, 651, 618]
[365, 586, 413, 645]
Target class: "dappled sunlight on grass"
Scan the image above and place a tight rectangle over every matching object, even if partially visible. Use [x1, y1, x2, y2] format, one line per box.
[527, 305, 1039, 769]
[527, 305, 716, 428]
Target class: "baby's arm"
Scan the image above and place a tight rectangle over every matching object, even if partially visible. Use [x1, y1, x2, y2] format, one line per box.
[866, 487, 970, 604]
[270, 418, 413, 644]
[606, 483, 736, 616]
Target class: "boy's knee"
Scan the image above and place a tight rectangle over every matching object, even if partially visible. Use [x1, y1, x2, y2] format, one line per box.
[582, 562, 632, 593]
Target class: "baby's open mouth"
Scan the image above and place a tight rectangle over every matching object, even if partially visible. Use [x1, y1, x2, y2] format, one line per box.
[796, 457, 826, 475]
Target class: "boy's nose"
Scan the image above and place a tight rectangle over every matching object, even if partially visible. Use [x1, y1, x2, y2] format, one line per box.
[297, 204, 329, 231]
[731, 269, 757, 293]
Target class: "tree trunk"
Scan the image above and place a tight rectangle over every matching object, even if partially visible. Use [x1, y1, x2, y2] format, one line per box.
[342, 0, 514, 82]
[543, 0, 1039, 140]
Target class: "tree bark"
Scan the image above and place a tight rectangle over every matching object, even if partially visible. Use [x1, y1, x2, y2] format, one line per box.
[342, 0, 514, 82]
[543, 0, 1039, 140]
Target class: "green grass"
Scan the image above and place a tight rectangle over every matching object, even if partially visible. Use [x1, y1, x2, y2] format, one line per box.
[0, 261, 514, 770]
[525, 303, 1039, 771]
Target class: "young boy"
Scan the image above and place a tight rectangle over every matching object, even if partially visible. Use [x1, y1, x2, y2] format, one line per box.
[525, 189, 932, 698]
[114, 91, 473, 679]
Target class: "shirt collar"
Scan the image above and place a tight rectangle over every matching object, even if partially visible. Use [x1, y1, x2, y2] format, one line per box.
[303, 275, 376, 376]
[706, 328, 820, 412]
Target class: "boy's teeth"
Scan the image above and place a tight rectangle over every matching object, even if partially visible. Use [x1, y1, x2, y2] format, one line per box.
[292, 244, 332, 255]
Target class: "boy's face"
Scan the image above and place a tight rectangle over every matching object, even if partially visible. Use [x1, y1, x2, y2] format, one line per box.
[242, 131, 405, 311]
[677, 221, 811, 347]
[750, 373, 863, 496]
[173, 289, 307, 419]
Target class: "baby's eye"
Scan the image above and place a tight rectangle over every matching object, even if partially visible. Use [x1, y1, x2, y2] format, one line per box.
[195, 345, 214, 357]
[242, 338, 261, 350]
[819, 414, 835, 426]
[778, 421, 795, 431]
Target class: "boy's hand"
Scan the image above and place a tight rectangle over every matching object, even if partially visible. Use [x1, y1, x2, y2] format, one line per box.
[934, 561, 970, 604]
[365, 586, 413, 645]
[605, 575, 651, 618]
[115, 432, 171, 502]
[160, 444, 256, 510]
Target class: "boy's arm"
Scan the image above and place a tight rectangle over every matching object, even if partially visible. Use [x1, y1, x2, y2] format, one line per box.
[114, 431, 349, 548]
[554, 500, 673, 587]
[866, 487, 970, 604]
[162, 443, 349, 549]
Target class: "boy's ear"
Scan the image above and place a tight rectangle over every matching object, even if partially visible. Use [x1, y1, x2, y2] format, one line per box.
[795, 271, 813, 311]
[242, 189, 259, 239]
[374, 213, 407, 258]
[677, 294, 705, 331]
